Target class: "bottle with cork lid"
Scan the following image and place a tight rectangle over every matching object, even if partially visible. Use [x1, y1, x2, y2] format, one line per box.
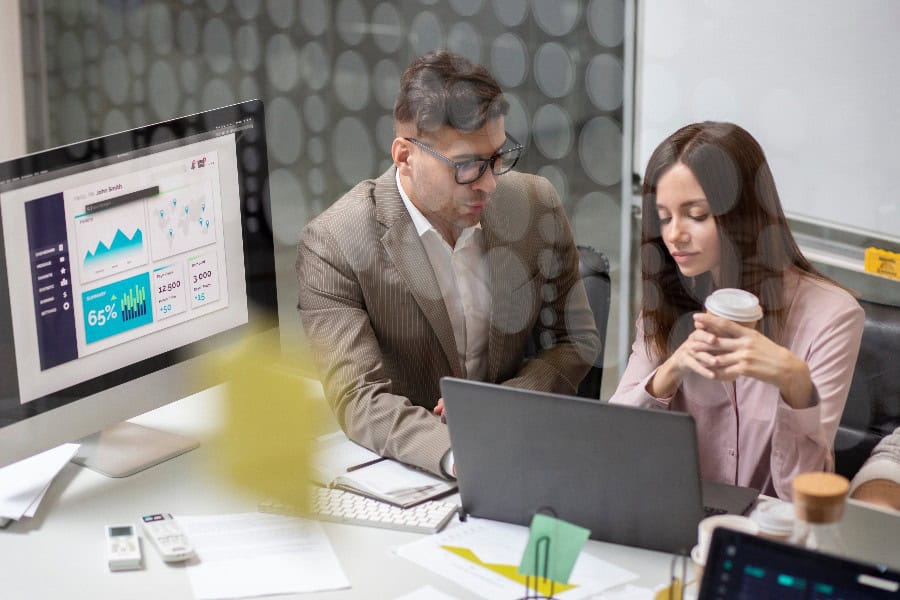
[788, 472, 850, 555]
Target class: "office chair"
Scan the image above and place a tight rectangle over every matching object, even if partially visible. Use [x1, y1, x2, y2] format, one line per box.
[834, 299, 900, 479]
[525, 245, 610, 400]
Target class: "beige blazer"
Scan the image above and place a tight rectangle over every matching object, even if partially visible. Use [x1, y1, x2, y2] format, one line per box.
[296, 167, 600, 476]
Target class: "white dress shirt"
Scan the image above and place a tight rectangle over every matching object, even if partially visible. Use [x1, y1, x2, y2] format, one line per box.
[397, 171, 490, 477]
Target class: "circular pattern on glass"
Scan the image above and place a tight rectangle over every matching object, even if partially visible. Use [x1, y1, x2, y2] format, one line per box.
[124, 0, 145, 38]
[101, 6, 124, 41]
[177, 10, 199, 54]
[533, 104, 573, 160]
[206, 0, 227, 13]
[537, 165, 568, 204]
[128, 43, 146, 76]
[334, 51, 370, 111]
[372, 2, 404, 53]
[534, 42, 575, 98]
[266, 97, 304, 165]
[235, 25, 262, 72]
[373, 60, 401, 110]
[308, 167, 326, 196]
[448, 22, 482, 64]
[102, 109, 129, 135]
[491, 33, 528, 88]
[409, 12, 443, 56]
[80, 0, 100, 24]
[492, 0, 528, 26]
[588, 0, 624, 47]
[450, 0, 484, 17]
[266, 169, 307, 246]
[308, 137, 326, 164]
[375, 114, 395, 152]
[203, 18, 233, 74]
[586, 54, 623, 111]
[236, 0, 261, 20]
[148, 61, 180, 120]
[201, 78, 236, 111]
[304, 95, 329, 133]
[58, 32, 83, 90]
[58, 93, 89, 144]
[503, 92, 531, 148]
[300, 0, 329, 36]
[83, 30, 100, 60]
[147, 4, 174, 55]
[333, 117, 375, 187]
[132, 79, 144, 103]
[266, 34, 300, 92]
[578, 116, 622, 186]
[239, 76, 260, 102]
[266, 0, 295, 28]
[101, 46, 130, 105]
[180, 59, 200, 94]
[337, 0, 367, 46]
[532, 0, 581, 36]
[298, 42, 329, 91]
[572, 191, 619, 251]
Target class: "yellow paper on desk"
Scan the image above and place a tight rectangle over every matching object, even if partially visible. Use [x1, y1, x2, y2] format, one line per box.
[864, 247, 900, 281]
[209, 336, 322, 511]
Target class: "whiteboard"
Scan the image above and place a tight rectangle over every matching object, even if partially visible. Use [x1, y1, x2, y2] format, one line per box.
[636, 0, 900, 241]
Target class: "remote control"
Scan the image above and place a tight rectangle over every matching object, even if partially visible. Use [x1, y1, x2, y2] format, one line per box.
[141, 513, 195, 562]
[106, 524, 142, 571]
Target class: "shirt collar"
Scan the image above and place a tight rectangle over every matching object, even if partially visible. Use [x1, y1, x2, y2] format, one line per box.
[396, 169, 482, 242]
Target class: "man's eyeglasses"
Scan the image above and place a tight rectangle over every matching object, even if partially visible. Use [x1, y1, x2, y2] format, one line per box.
[404, 133, 524, 184]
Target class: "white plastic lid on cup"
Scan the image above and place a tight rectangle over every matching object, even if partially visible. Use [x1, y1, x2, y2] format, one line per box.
[749, 499, 795, 539]
[704, 288, 763, 323]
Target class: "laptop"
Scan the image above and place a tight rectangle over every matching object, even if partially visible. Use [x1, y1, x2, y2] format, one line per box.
[440, 377, 758, 554]
[700, 527, 900, 598]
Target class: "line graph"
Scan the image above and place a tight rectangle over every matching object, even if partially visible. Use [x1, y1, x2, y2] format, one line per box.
[73, 201, 149, 285]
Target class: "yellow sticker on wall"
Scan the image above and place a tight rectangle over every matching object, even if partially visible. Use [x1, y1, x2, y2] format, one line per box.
[864, 247, 900, 281]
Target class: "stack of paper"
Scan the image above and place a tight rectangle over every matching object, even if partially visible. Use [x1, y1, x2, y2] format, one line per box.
[0, 443, 80, 527]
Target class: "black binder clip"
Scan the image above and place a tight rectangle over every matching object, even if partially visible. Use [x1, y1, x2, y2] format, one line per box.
[518, 507, 560, 600]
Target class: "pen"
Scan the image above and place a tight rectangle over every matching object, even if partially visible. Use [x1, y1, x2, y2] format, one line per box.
[345, 457, 387, 472]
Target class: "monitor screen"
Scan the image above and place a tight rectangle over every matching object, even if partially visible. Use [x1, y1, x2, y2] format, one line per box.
[0, 100, 276, 471]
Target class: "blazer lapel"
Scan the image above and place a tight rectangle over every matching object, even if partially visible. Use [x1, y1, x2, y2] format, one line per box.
[375, 168, 464, 378]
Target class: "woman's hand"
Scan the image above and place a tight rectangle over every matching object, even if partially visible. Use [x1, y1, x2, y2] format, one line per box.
[692, 312, 814, 409]
[647, 326, 722, 398]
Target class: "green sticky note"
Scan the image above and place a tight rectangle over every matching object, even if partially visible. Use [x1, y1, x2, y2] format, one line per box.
[517, 513, 590, 585]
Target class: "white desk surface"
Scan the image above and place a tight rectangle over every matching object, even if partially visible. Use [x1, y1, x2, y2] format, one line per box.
[2, 386, 898, 600]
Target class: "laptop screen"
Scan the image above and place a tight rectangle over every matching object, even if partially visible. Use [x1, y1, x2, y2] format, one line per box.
[699, 528, 900, 599]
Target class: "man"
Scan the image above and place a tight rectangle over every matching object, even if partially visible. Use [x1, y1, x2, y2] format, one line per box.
[296, 51, 600, 478]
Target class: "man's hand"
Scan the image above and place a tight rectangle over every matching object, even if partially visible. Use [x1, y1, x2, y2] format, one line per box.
[433, 398, 446, 423]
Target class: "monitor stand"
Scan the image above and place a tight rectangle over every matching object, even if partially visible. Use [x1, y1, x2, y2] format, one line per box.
[71, 421, 199, 478]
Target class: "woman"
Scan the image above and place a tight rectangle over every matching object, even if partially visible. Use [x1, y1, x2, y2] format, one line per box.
[610, 122, 864, 499]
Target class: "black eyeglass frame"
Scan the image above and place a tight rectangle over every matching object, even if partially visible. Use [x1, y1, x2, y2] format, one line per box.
[403, 133, 524, 184]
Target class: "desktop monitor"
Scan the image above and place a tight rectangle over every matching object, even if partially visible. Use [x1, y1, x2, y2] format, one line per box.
[0, 100, 277, 476]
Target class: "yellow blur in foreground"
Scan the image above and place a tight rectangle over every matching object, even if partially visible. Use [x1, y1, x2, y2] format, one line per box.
[208, 335, 325, 512]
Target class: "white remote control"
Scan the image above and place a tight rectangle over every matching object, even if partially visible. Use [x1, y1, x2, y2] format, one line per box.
[141, 513, 195, 562]
[106, 524, 142, 571]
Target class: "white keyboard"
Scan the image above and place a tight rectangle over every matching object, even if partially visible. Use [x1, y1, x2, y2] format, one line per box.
[259, 487, 459, 534]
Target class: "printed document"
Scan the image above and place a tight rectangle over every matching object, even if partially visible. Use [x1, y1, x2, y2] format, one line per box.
[179, 512, 349, 599]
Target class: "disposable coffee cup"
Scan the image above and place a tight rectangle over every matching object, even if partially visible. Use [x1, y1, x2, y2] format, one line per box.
[692, 514, 759, 579]
[704, 288, 763, 328]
